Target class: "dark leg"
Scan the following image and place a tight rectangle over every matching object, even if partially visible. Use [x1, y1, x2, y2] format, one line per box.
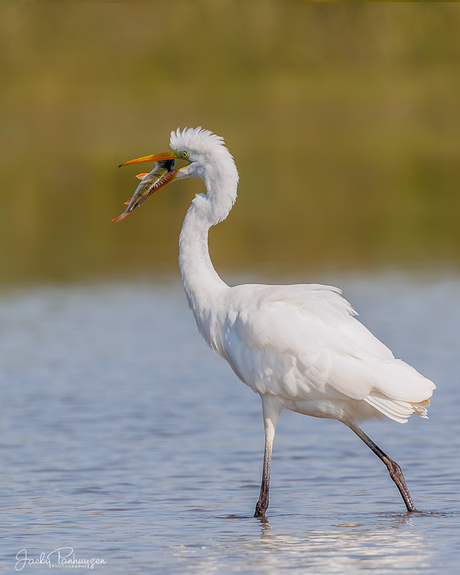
[254, 436, 273, 518]
[350, 424, 416, 512]
[254, 397, 281, 518]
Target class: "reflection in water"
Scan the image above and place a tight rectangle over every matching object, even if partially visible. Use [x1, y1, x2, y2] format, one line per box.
[175, 514, 430, 574]
[258, 519, 427, 574]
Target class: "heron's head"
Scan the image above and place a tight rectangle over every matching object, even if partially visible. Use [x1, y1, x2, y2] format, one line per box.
[118, 143, 192, 177]
[119, 127, 237, 182]
[116, 128, 238, 222]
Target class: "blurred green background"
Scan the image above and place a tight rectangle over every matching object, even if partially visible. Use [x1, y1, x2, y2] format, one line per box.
[1, 2, 460, 286]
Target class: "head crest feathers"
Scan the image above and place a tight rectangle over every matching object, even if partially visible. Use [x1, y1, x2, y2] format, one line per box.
[170, 127, 227, 155]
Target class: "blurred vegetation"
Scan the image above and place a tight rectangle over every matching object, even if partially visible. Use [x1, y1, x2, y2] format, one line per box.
[1, 2, 460, 285]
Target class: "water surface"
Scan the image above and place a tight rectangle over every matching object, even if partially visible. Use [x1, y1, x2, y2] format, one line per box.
[0, 274, 459, 573]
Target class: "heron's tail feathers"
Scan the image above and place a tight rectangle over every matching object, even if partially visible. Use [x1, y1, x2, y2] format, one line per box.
[364, 393, 431, 424]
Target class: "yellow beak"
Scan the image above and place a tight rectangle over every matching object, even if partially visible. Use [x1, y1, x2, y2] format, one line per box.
[118, 151, 179, 168]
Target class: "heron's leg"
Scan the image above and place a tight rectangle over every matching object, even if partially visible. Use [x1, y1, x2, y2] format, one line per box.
[254, 397, 281, 518]
[350, 424, 416, 512]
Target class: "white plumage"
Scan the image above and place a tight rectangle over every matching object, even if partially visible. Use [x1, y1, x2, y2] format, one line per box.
[118, 127, 435, 516]
[217, 283, 432, 424]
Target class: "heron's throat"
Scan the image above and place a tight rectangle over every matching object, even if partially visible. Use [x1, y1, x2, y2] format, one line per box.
[178, 172, 237, 347]
[179, 196, 229, 303]
[177, 205, 226, 350]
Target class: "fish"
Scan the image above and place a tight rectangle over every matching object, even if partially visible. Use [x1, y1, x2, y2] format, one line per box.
[112, 160, 176, 222]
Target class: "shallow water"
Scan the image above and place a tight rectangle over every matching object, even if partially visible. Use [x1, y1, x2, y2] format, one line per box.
[0, 274, 459, 574]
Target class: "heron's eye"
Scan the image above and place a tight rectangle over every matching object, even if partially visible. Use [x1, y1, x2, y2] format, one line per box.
[182, 151, 189, 159]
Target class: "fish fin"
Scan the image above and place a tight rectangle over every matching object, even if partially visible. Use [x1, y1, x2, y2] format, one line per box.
[135, 173, 148, 180]
[123, 199, 131, 205]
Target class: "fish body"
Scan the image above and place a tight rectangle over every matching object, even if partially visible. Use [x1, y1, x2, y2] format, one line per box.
[112, 160, 175, 222]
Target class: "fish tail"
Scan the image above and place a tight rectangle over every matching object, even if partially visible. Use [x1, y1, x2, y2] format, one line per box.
[111, 211, 129, 222]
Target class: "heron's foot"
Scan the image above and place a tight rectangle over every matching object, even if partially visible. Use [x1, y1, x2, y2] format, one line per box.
[386, 459, 417, 513]
[254, 497, 269, 518]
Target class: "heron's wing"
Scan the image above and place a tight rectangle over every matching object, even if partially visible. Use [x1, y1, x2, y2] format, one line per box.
[220, 284, 434, 410]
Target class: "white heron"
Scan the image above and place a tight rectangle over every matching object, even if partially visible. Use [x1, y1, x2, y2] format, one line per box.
[116, 127, 435, 517]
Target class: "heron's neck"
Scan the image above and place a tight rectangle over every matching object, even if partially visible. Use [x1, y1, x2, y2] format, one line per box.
[178, 171, 237, 346]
